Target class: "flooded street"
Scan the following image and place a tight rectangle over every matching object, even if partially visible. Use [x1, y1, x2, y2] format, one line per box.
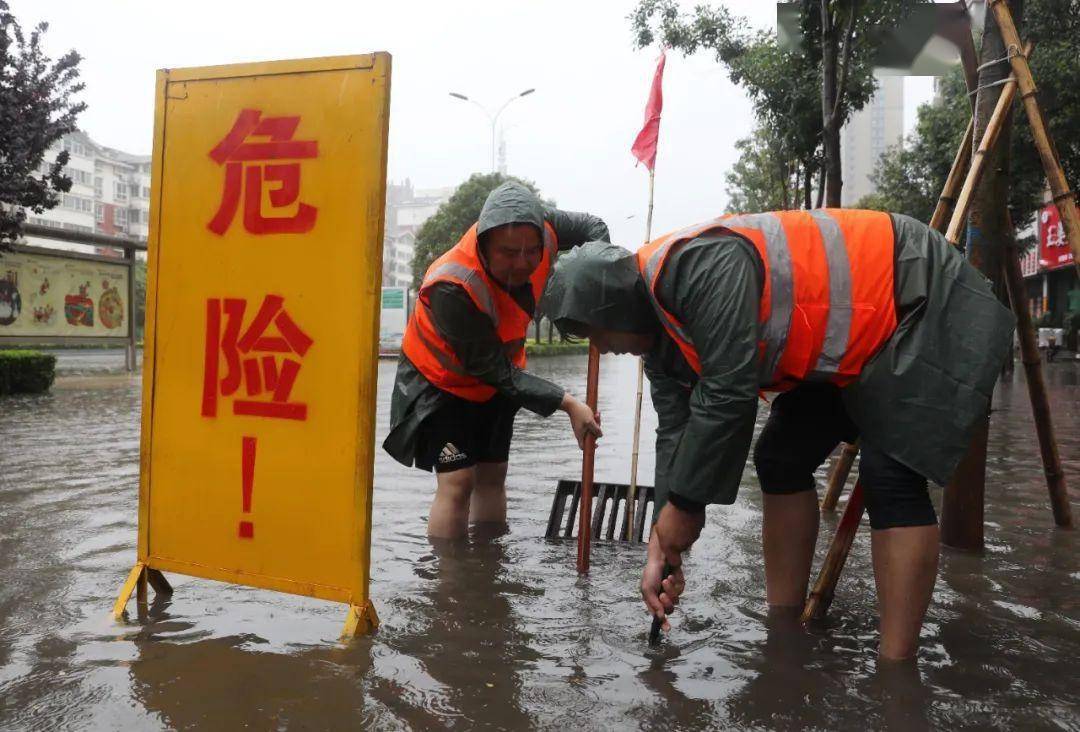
[1, 352, 1078, 730]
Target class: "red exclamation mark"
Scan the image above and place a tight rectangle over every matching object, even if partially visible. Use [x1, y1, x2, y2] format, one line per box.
[239, 436, 256, 538]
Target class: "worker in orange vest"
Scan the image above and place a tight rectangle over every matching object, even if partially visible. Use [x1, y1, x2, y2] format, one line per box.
[385, 181, 608, 540]
[541, 209, 1014, 659]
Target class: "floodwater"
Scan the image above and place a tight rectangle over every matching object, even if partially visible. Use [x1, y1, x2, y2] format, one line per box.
[1, 351, 1078, 730]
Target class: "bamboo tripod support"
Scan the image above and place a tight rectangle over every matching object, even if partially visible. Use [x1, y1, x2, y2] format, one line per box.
[625, 168, 656, 540]
[1002, 231, 1074, 527]
[989, 0, 1080, 278]
[804, 23, 1074, 621]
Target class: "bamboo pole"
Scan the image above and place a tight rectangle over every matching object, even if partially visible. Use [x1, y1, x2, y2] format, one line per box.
[989, 0, 1080, 279]
[821, 441, 859, 512]
[930, 118, 975, 232]
[945, 59, 1025, 246]
[625, 169, 657, 539]
[626, 362, 645, 539]
[801, 481, 866, 622]
[577, 343, 601, 574]
[1002, 229, 1074, 528]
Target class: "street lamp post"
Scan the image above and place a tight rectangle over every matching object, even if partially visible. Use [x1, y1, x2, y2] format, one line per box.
[449, 88, 535, 172]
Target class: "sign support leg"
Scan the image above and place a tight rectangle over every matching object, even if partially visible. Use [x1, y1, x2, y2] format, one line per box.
[113, 562, 173, 619]
[341, 600, 380, 639]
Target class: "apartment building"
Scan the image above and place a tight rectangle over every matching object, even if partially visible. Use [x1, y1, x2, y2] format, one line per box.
[26, 130, 151, 243]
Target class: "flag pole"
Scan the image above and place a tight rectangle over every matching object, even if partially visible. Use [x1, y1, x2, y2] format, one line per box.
[625, 168, 655, 540]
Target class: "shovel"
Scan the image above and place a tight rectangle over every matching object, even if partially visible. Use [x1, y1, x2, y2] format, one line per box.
[545, 348, 656, 561]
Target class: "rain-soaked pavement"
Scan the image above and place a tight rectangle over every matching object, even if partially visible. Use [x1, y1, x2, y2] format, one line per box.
[1, 350, 1078, 730]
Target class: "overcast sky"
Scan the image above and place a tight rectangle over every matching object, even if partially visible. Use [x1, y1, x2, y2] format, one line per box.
[12, 0, 936, 246]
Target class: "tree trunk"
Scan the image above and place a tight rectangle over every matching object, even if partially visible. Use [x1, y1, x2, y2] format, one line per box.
[940, 0, 1018, 552]
[803, 164, 813, 210]
[779, 159, 790, 210]
[819, 1, 843, 208]
[816, 164, 826, 209]
[823, 125, 843, 207]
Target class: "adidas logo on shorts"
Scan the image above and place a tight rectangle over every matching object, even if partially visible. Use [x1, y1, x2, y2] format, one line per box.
[439, 442, 468, 464]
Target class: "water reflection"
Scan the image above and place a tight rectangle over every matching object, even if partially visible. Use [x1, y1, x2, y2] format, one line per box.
[129, 595, 376, 729]
[368, 531, 537, 728]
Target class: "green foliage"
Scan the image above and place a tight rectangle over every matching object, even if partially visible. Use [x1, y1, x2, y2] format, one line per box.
[524, 341, 590, 357]
[630, 0, 924, 207]
[0, 349, 56, 394]
[0, 2, 86, 250]
[410, 172, 542, 288]
[867, 0, 1080, 224]
[726, 127, 808, 212]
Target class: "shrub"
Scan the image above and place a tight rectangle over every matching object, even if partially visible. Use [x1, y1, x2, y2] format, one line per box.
[0, 350, 56, 395]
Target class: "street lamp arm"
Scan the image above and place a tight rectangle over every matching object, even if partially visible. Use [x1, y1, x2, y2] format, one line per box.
[449, 87, 535, 173]
[493, 88, 537, 123]
[449, 92, 494, 121]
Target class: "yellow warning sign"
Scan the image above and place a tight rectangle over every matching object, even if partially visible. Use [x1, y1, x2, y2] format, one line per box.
[114, 54, 391, 636]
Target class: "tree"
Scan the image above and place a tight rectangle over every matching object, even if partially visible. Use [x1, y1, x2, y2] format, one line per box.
[725, 126, 809, 212]
[410, 172, 543, 288]
[0, 2, 86, 251]
[862, 0, 1080, 226]
[629, 0, 925, 207]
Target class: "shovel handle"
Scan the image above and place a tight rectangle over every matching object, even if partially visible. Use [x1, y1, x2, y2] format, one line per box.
[648, 562, 675, 645]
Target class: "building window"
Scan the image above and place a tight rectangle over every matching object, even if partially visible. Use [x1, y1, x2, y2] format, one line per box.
[62, 194, 93, 213]
[63, 139, 89, 157]
[63, 167, 92, 185]
[94, 177, 103, 198]
[114, 180, 128, 201]
[95, 203, 104, 223]
[114, 208, 128, 228]
[142, 186, 151, 198]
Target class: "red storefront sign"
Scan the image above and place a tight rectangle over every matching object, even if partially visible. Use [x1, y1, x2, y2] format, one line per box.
[1039, 204, 1076, 271]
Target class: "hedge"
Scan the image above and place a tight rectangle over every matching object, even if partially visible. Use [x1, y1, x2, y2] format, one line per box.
[0, 350, 57, 395]
[525, 341, 590, 357]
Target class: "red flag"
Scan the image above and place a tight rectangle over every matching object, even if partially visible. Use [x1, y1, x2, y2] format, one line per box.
[631, 50, 666, 171]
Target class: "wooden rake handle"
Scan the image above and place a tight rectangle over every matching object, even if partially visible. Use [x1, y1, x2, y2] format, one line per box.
[576, 343, 601, 575]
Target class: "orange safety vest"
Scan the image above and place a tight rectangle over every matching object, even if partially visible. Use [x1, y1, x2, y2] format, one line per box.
[637, 209, 898, 390]
[402, 221, 559, 402]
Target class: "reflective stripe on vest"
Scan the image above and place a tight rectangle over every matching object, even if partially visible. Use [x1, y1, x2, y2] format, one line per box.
[637, 209, 897, 390]
[401, 220, 558, 402]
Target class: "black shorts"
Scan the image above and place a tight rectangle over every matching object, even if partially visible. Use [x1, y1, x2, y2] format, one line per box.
[752, 383, 936, 530]
[414, 394, 520, 473]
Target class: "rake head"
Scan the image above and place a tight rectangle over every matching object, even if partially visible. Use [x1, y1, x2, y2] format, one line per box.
[545, 480, 655, 543]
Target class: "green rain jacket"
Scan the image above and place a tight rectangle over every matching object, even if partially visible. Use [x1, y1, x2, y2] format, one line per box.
[383, 182, 610, 468]
[541, 213, 1015, 512]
